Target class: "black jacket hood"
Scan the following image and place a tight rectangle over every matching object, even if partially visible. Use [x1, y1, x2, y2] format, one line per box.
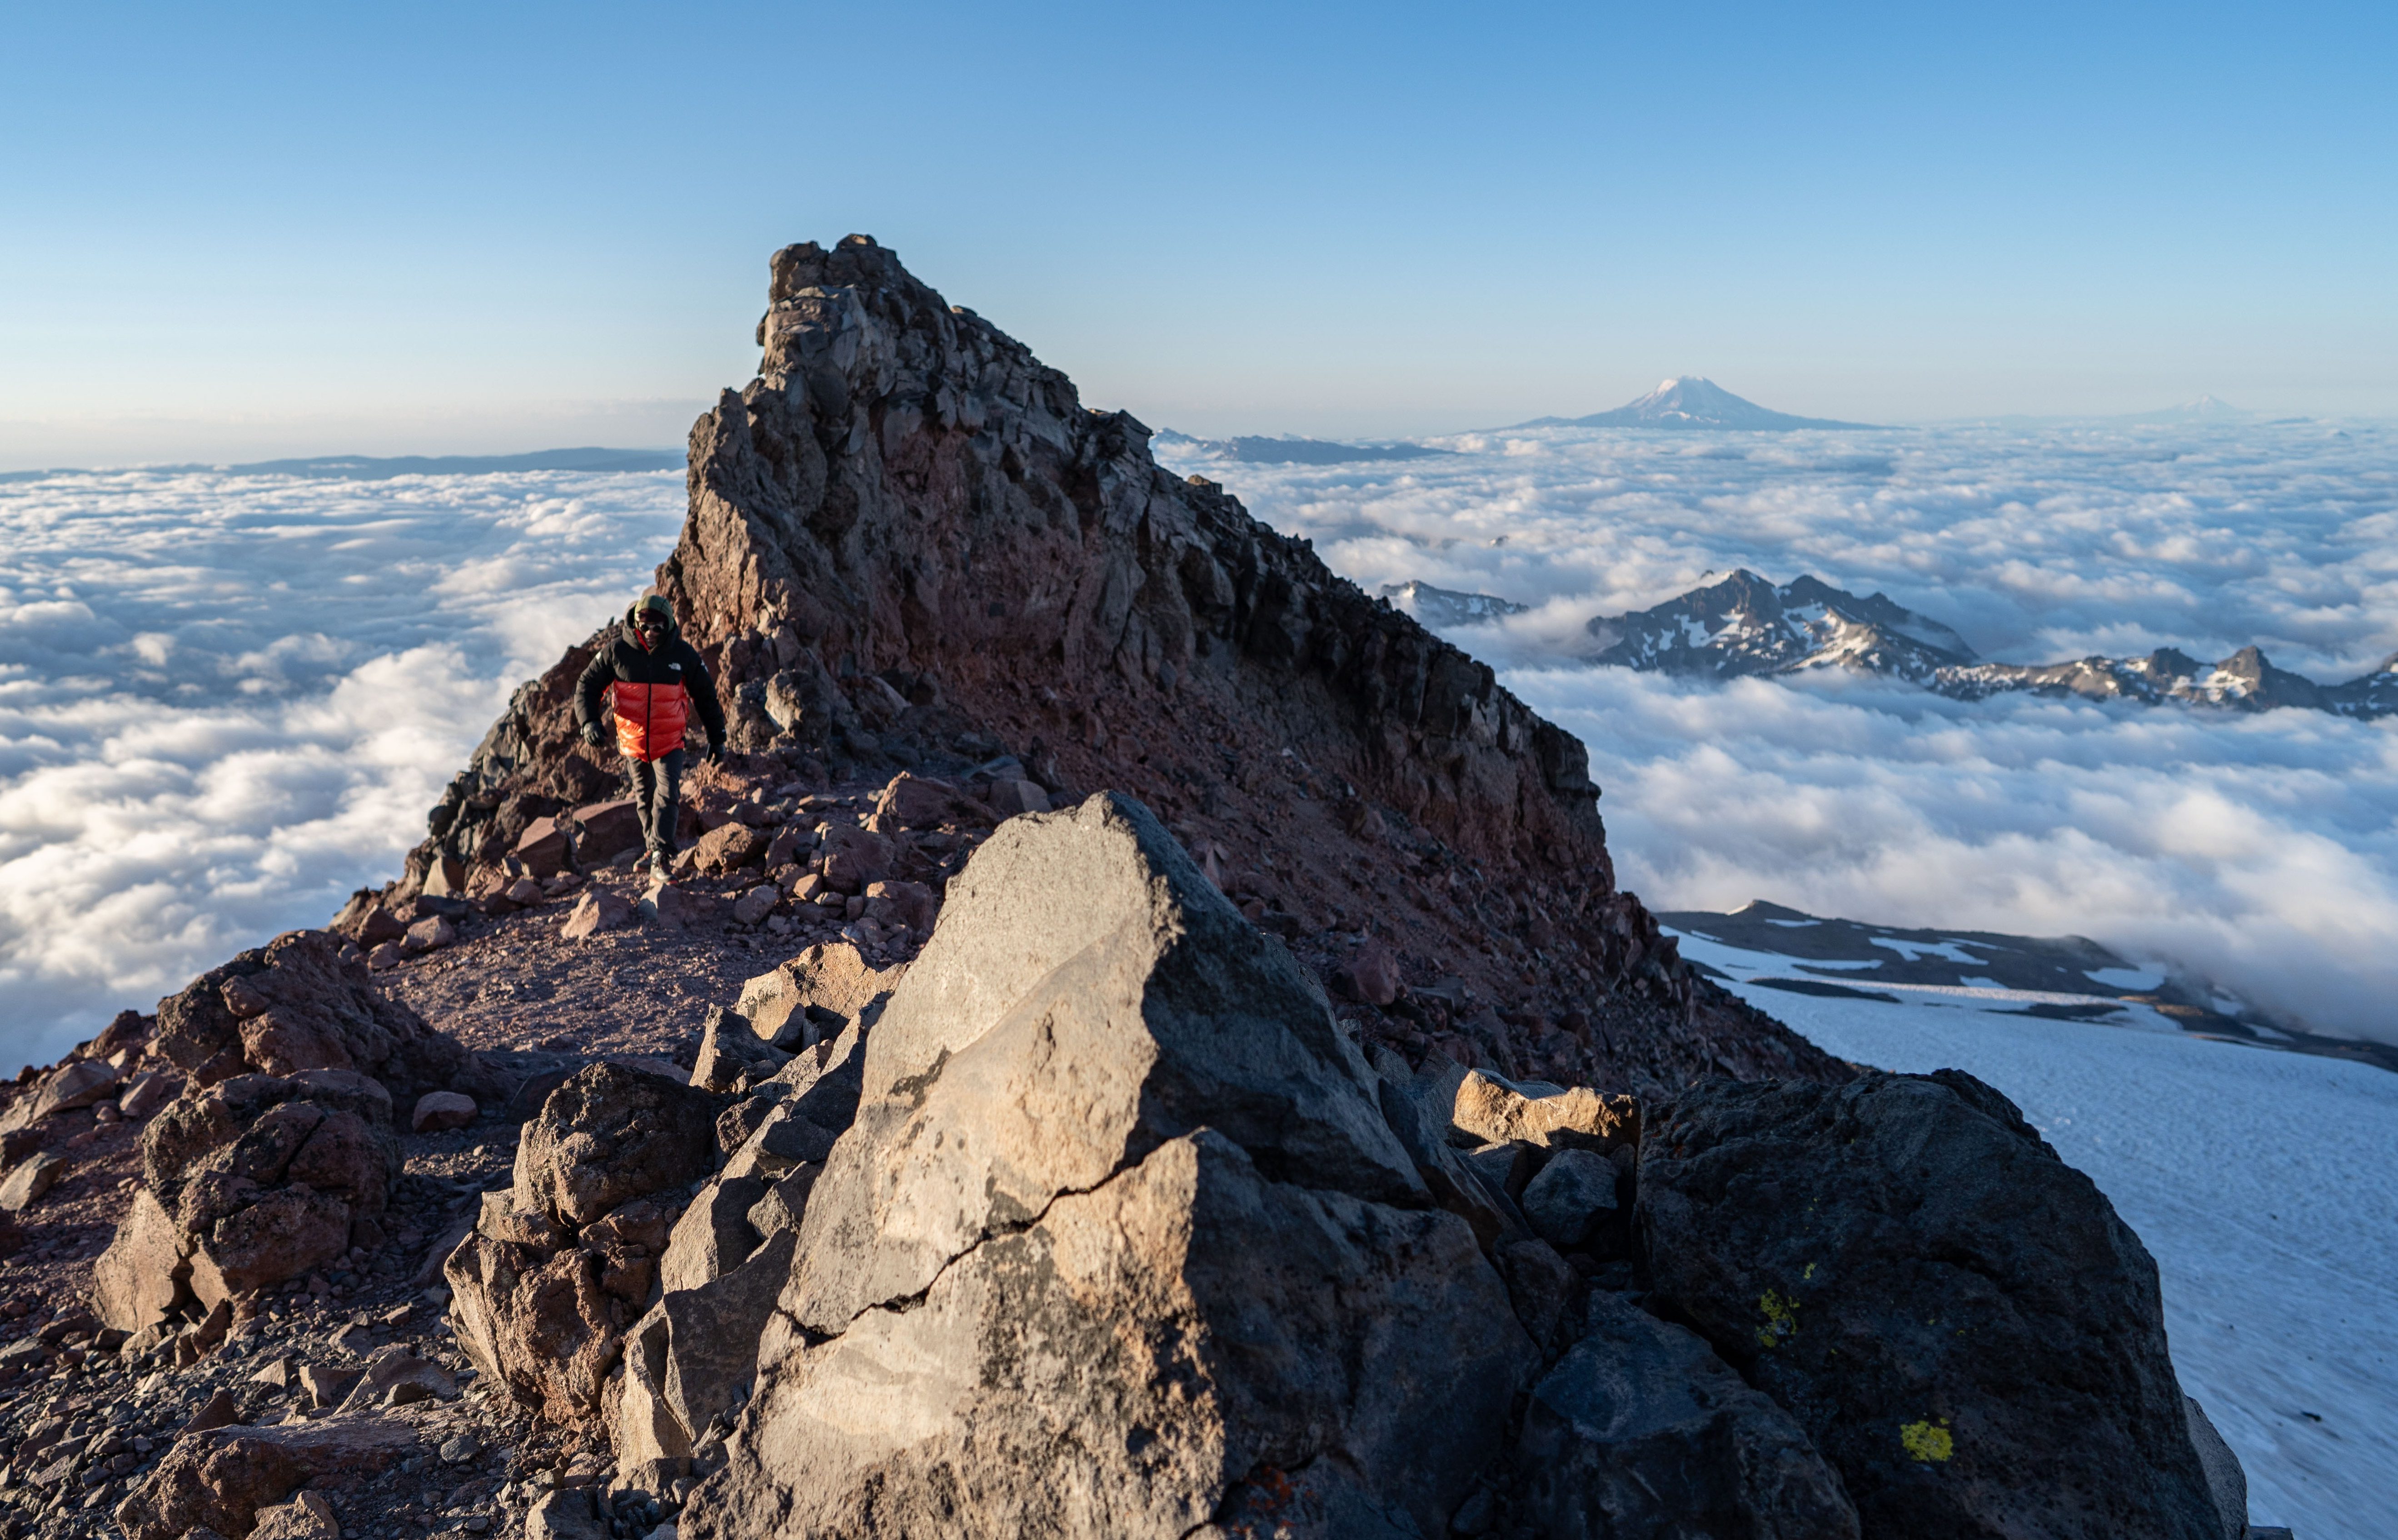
[624, 602, 680, 645]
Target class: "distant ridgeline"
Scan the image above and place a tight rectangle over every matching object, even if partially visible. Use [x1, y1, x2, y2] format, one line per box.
[221, 448, 684, 479]
[1403, 567, 2398, 719]
[1659, 899, 2398, 1076]
[1151, 429, 1454, 465]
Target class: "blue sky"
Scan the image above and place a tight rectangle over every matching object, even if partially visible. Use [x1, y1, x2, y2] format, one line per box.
[2, 0, 2392, 463]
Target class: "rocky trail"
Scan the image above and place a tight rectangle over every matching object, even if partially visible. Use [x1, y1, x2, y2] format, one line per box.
[0, 236, 2287, 1539]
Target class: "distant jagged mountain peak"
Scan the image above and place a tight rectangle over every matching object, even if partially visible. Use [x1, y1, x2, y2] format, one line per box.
[1586, 570, 2396, 719]
[1940, 642, 2334, 713]
[1516, 377, 1878, 432]
[1379, 580, 1528, 628]
[1584, 569, 1974, 683]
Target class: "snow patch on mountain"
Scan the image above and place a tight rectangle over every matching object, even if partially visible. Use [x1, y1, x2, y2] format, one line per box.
[1584, 569, 1975, 682]
[1378, 580, 1527, 628]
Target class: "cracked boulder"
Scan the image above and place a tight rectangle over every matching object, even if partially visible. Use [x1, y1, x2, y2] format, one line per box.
[686, 793, 1532, 1540]
[93, 1069, 401, 1326]
[1636, 1071, 2224, 1540]
[445, 1064, 718, 1422]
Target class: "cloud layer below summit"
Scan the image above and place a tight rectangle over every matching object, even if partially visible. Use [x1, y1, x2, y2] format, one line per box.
[0, 467, 687, 1067]
[5, 419, 2394, 1060]
[1161, 419, 2398, 1042]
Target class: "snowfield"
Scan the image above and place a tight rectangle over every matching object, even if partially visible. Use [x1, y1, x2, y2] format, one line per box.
[1671, 923, 2398, 1540]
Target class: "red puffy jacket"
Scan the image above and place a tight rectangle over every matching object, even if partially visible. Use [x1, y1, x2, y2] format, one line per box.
[610, 679, 690, 760]
[573, 613, 726, 763]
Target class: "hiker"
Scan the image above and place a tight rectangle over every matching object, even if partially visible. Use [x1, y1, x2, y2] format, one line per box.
[575, 595, 728, 875]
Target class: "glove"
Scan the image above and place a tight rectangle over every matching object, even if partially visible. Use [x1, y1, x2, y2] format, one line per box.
[582, 722, 610, 751]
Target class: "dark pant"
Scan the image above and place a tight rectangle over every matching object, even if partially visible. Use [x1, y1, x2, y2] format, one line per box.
[626, 748, 686, 859]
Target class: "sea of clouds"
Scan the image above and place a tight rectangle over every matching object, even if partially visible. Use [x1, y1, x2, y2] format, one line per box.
[6, 421, 2393, 1068]
[0, 467, 686, 1069]
[1157, 419, 2398, 1043]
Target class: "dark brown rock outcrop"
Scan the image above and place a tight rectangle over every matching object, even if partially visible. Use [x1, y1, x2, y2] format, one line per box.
[84, 929, 494, 1333]
[407, 234, 1840, 1094]
[1635, 1071, 2231, 1540]
[445, 1064, 722, 1423]
[152, 928, 484, 1101]
[89, 1068, 402, 1329]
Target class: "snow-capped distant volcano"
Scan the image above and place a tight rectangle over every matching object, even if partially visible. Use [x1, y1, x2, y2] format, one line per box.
[1516, 375, 1877, 431]
[2116, 394, 2259, 425]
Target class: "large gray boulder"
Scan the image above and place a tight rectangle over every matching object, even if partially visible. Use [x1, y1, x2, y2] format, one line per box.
[1636, 1071, 2224, 1540]
[687, 794, 1531, 1540]
[719, 1131, 1523, 1540]
[1511, 1291, 1859, 1539]
[785, 793, 1427, 1334]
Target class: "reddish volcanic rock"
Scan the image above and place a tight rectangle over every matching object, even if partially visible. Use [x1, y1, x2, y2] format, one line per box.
[150, 929, 480, 1103]
[400, 235, 1837, 1092]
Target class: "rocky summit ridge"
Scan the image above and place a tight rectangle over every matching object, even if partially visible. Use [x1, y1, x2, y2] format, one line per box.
[0, 238, 2275, 1540]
